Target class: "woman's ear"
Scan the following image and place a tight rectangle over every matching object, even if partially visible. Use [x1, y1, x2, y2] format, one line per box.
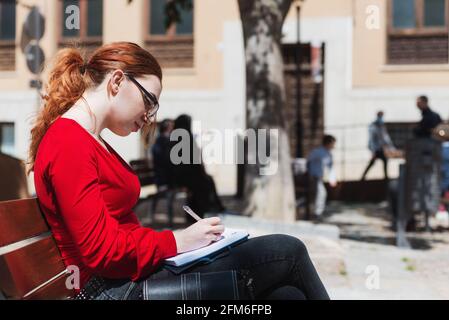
[109, 69, 125, 95]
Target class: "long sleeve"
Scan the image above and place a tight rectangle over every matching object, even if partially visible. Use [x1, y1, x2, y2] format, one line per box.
[381, 127, 394, 148]
[368, 124, 376, 152]
[48, 141, 178, 281]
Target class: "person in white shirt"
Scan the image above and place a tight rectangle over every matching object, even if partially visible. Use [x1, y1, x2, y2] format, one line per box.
[307, 135, 337, 221]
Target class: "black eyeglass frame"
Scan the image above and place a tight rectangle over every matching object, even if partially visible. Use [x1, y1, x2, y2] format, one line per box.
[124, 73, 160, 120]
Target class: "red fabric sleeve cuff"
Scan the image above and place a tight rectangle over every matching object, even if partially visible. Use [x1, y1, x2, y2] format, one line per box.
[159, 230, 178, 258]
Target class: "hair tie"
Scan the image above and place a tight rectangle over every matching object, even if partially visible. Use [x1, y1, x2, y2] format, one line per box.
[79, 63, 87, 75]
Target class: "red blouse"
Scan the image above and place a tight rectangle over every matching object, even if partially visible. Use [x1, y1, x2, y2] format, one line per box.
[33, 117, 178, 292]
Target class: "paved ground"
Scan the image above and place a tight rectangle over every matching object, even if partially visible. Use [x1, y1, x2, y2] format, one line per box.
[134, 196, 449, 300]
[321, 202, 449, 299]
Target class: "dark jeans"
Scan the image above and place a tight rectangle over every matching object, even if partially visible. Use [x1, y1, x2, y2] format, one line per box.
[361, 149, 388, 180]
[92, 234, 330, 300]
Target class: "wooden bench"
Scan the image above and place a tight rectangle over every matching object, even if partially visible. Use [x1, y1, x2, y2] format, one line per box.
[129, 159, 158, 201]
[0, 198, 74, 300]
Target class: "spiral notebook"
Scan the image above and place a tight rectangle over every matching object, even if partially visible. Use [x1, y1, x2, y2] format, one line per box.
[164, 228, 249, 268]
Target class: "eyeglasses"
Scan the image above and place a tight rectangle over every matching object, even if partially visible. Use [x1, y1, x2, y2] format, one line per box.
[124, 73, 159, 122]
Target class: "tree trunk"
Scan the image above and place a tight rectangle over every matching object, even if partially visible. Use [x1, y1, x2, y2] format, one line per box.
[238, 0, 296, 222]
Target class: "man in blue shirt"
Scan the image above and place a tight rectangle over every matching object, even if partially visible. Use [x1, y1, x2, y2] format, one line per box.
[307, 135, 337, 221]
[361, 111, 395, 181]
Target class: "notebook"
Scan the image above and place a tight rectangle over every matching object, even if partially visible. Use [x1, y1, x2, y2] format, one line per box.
[164, 228, 249, 267]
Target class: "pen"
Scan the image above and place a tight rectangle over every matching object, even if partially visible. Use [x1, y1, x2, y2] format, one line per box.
[182, 205, 202, 221]
[182, 205, 224, 241]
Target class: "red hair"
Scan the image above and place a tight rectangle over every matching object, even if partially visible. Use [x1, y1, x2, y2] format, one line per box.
[27, 42, 162, 174]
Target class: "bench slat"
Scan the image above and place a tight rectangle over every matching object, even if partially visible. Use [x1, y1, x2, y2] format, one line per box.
[0, 235, 73, 299]
[23, 274, 73, 300]
[0, 198, 49, 247]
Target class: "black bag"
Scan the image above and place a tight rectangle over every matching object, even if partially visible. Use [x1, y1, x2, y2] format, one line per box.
[74, 269, 253, 300]
[143, 270, 248, 300]
[142, 240, 253, 300]
[74, 240, 252, 300]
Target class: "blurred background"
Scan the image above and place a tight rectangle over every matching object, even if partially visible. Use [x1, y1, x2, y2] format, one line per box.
[1, 0, 449, 299]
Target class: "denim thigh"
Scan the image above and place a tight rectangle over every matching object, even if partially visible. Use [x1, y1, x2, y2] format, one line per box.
[93, 278, 140, 300]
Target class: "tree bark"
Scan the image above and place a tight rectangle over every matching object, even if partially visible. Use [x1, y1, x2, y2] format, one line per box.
[238, 0, 296, 222]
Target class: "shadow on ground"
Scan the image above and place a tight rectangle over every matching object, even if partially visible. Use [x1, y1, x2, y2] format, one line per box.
[322, 201, 449, 250]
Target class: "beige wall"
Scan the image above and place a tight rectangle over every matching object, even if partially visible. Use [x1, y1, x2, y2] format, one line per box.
[286, 0, 352, 19]
[0, 0, 242, 92]
[353, 0, 449, 87]
[162, 0, 239, 90]
[4, 0, 449, 92]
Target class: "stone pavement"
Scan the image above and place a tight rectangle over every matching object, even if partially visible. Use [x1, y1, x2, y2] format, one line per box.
[134, 197, 449, 300]
[322, 202, 449, 299]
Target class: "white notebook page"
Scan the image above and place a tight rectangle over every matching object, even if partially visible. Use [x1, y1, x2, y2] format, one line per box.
[165, 228, 249, 267]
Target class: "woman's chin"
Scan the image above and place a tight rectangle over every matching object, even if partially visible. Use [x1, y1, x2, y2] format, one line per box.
[123, 129, 134, 136]
[111, 128, 131, 137]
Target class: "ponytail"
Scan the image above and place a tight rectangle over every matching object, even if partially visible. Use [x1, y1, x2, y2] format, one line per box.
[27, 48, 88, 174]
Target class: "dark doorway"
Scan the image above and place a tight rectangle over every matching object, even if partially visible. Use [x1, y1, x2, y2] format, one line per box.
[282, 42, 325, 158]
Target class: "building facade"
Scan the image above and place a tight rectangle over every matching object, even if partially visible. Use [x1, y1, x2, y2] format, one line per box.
[1, 0, 448, 197]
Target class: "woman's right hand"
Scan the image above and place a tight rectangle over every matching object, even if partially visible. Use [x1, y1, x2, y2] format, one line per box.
[173, 217, 225, 253]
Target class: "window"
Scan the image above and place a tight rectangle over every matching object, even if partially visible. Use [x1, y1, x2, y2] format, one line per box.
[0, 0, 16, 40]
[59, 0, 103, 53]
[0, 0, 16, 71]
[149, 0, 167, 36]
[145, 0, 194, 68]
[0, 123, 15, 156]
[392, 0, 417, 29]
[388, 0, 449, 64]
[424, 0, 446, 27]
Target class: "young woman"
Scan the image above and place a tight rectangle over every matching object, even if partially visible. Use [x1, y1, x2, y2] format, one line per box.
[29, 42, 329, 300]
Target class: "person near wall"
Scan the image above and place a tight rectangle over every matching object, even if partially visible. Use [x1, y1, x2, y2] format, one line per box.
[170, 114, 226, 223]
[409, 95, 443, 231]
[361, 111, 395, 181]
[28, 42, 330, 300]
[149, 119, 176, 225]
[307, 135, 337, 222]
[413, 95, 442, 138]
[151, 119, 175, 188]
